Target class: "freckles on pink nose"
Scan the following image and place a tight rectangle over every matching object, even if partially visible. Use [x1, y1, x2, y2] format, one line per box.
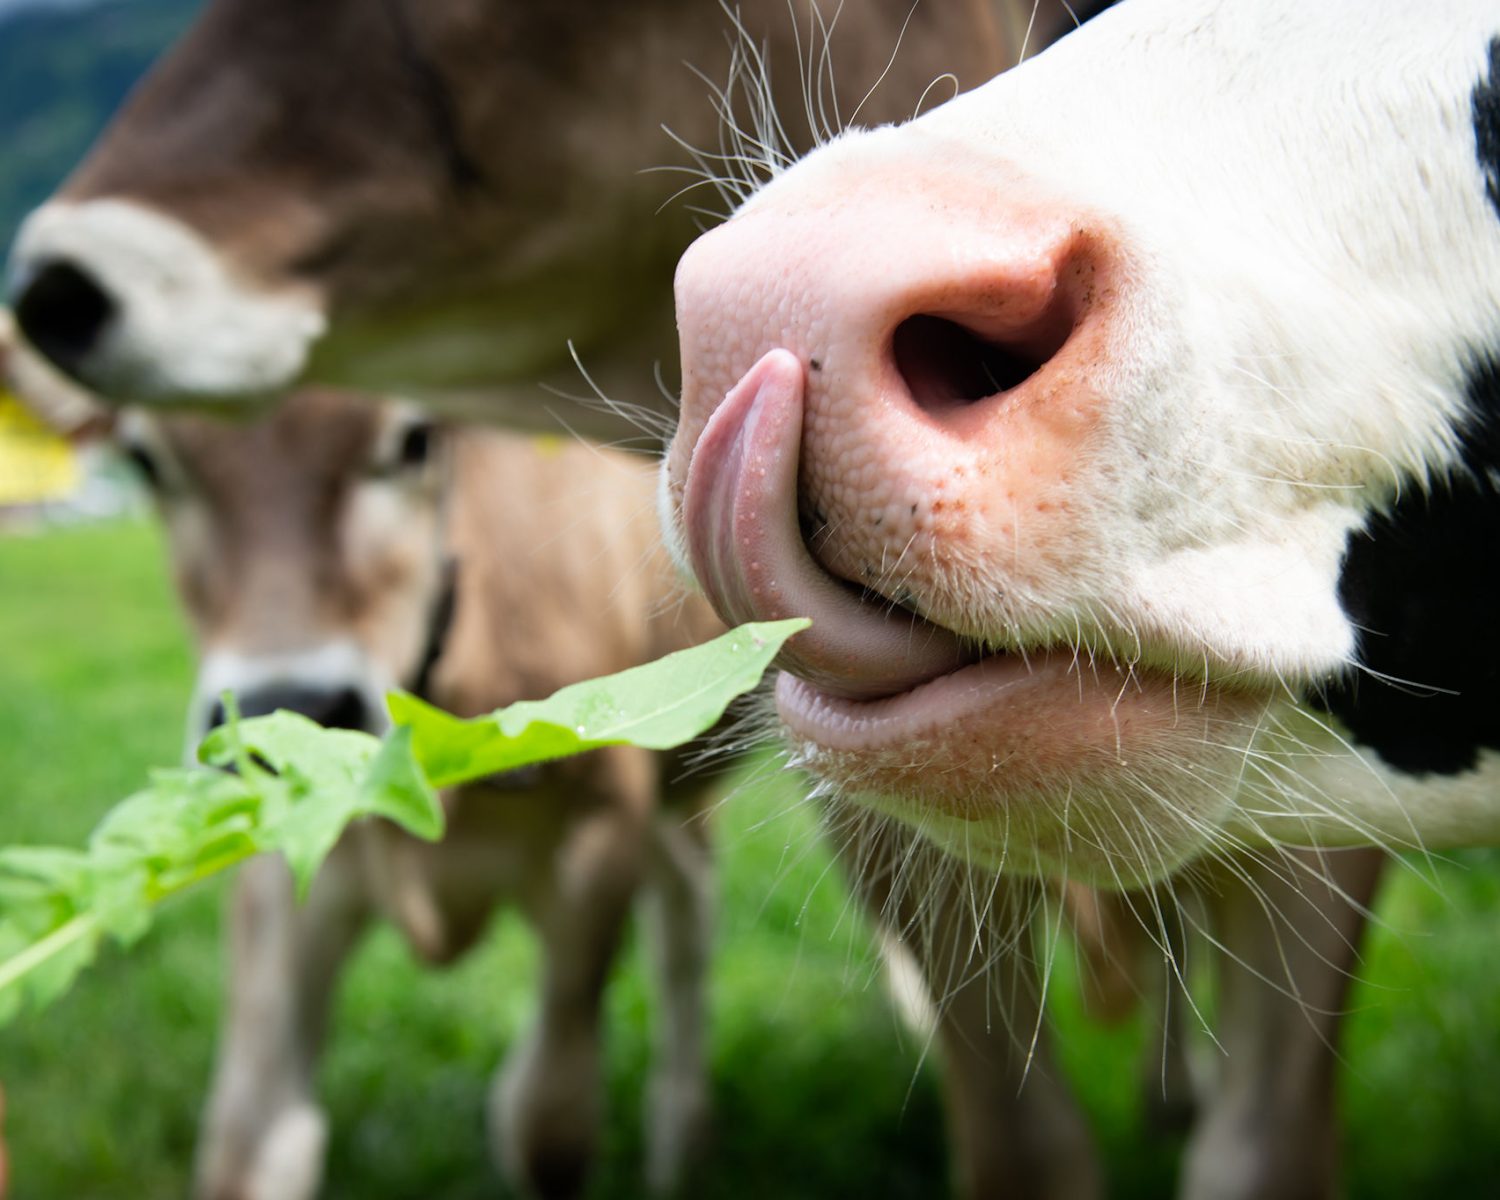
[684, 348, 974, 700]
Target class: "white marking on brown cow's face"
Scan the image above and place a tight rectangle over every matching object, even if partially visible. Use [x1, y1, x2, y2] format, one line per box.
[665, 0, 1500, 883]
[118, 394, 449, 749]
[10, 200, 326, 404]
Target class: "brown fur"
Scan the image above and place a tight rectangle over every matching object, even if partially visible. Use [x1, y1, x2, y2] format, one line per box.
[36, 1, 1042, 431]
[126, 393, 724, 1200]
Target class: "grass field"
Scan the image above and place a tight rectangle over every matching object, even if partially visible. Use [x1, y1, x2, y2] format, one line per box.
[2, 519, 1498, 1198]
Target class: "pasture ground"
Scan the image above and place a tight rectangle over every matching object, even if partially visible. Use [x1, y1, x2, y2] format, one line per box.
[1, 520, 1497, 1198]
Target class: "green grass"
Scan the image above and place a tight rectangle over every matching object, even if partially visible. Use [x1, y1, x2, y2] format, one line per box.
[1, 520, 1498, 1197]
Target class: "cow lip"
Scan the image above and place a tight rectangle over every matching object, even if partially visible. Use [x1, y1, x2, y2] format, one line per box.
[775, 650, 1050, 750]
[683, 348, 978, 701]
[680, 350, 1259, 793]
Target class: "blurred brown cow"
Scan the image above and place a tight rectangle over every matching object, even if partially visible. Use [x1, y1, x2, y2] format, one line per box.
[116, 392, 724, 1200]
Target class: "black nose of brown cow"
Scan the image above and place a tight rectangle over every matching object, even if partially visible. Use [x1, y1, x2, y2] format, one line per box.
[208, 685, 373, 734]
[10, 258, 117, 378]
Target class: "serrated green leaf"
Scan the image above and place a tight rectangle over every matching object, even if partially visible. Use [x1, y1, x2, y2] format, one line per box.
[91, 769, 260, 874]
[359, 726, 443, 841]
[0, 617, 805, 1025]
[0, 846, 92, 911]
[0, 914, 101, 1022]
[9, 917, 100, 1010]
[389, 617, 808, 788]
[200, 711, 443, 896]
[199, 710, 376, 788]
[89, 862, 153, 946]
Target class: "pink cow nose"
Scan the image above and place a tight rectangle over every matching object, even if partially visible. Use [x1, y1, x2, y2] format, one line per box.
[669, 153, 1116, 699]
[683, 349, 976, 699]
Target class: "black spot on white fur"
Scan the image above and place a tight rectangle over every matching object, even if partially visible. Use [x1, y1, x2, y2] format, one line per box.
[1475, 38, 1500, 218]
[1067, 1, 1121, 25]
[1321, 357, 1500, 775]
[1311, 42, 1500, 771]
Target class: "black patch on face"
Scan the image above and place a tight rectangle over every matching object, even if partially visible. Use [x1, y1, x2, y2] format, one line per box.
[1319, 357, 1500, 774]
[1068, 1, 1122, 24]
[1475, 38, 1500, 218]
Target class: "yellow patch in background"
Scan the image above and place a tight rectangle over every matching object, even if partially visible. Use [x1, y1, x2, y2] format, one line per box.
[0, 390, 78, 505]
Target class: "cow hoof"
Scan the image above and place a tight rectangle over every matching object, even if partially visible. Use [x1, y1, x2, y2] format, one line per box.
[195, 1101, 327, 1200]
[245, 1104, 327, 1200]
[489, 1036, 600, 1200]
[645, 1075, 712, 1196]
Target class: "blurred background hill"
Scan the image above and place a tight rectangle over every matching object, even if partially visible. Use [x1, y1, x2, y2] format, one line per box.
[0, 0, 199, 253]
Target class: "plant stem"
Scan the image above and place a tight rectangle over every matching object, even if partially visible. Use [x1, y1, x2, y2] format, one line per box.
[150, 845, 257, 903]
[0, 846, 257, 1007]
[0, 912, 97, 996]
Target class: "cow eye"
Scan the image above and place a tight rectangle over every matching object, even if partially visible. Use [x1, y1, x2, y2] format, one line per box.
[397, 423, 433, 470]
[368, 415, 442, 480]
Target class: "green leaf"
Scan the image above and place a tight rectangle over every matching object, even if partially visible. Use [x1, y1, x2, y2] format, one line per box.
[0, 717, 444, 1017]
[360, 726, 444, 841]
[0, 617, 806, 1024]
[89, 862, 153, 946]
[199, 712, 442, 896]
[90, 769, 260, 875]
[389, 617, 808, 788]
[0, 847, 93, 915]
[0, 916, 101, 1022]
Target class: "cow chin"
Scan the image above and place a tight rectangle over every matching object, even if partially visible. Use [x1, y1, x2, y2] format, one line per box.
[775, 654, 1277, 889]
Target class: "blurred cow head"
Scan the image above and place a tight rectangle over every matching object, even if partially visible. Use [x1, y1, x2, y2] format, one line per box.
[118, 392, 450, 743]
[6, 0, 1044, 434]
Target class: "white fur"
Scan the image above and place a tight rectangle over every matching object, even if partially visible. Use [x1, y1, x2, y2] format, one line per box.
[672, 0, 1500, 875]
[10, 199, 325, 402]
[727, 0, 1500, 683]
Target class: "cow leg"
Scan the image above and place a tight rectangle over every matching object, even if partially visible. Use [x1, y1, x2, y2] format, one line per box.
[1067, 882, 1201, 1133]
[490, 755, 649, 1200]
[831, 804, 1103, 1200]
[194, 846, 369, 1200]
[1179, 847, 1385, 1200]
[638, 803, 715, 1195]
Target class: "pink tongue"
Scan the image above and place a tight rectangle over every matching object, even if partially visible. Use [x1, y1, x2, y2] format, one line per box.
[684, 348, 972, 700]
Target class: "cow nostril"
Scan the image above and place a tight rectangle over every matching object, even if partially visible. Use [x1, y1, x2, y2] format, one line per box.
[319, 687, 369, 732]
[12, 259, 117, 372]
[892, 311, 1073, 415]
[893, 316, 1036, 408]
[206, 685, 372, 735]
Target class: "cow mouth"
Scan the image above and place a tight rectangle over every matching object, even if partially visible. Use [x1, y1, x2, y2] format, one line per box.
[683, 349, 981, 699]
[681, 349, 1223, 809]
